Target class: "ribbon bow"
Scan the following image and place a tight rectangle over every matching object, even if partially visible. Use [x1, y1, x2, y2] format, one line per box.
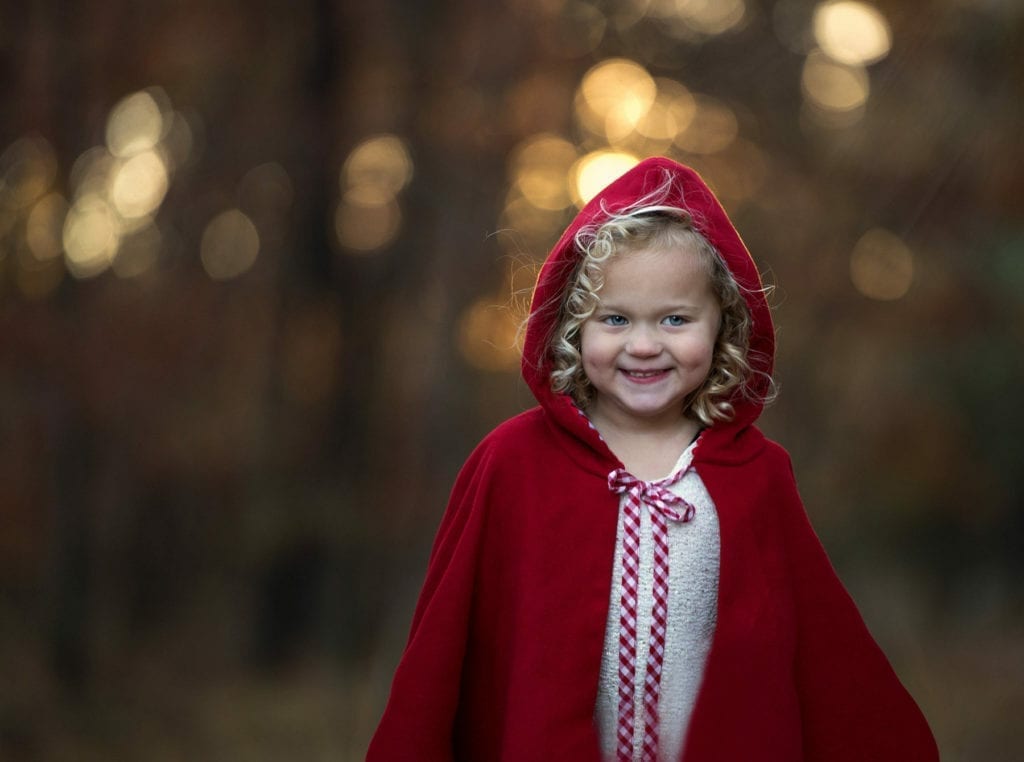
[607, 467, 696, 762]
[608, 468, 696, 523]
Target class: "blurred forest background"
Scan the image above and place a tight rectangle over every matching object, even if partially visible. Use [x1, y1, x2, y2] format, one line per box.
[1, 0, 1021, 759]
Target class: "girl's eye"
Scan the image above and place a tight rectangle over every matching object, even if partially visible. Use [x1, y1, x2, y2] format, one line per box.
[664, 315, 689, 326]
[602, 315, 628, 326]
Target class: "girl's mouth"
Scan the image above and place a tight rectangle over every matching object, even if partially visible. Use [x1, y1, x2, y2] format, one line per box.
[622, 368, 668, 382]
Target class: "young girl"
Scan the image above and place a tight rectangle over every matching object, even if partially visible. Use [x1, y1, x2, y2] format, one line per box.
[367, 158, 937, 761]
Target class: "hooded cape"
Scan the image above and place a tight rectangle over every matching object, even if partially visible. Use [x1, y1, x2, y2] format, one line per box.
[367, 158, 937, 760]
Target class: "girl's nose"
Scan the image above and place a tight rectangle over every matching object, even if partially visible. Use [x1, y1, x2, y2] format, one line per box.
[626, 327, 660, 356]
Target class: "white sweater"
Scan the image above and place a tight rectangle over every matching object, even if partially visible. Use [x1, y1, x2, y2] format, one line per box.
[594, 439, 721, 762]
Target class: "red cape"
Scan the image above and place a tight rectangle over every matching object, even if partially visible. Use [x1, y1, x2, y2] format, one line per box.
[368, 158, 938, 760]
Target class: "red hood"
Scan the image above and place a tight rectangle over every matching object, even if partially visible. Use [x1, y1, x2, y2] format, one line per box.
[521, 157, 775, 469]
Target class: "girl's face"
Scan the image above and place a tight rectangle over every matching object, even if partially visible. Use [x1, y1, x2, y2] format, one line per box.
[580, 243, 721, 433]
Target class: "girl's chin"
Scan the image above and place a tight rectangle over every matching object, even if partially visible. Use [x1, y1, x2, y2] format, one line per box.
[599, 399, 689, 426]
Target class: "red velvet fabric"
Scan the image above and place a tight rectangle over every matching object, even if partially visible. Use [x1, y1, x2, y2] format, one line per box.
[367, 158, 938, 761]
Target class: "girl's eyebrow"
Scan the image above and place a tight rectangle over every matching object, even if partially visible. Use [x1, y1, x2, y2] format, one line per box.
[599, 301, 701, 311]
[594, 303, 631, 314]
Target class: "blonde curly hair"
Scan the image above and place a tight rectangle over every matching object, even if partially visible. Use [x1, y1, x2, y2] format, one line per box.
[547, 204, 756, 427]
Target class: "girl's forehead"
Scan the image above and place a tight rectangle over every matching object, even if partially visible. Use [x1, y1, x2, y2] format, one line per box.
[600, 243, 715, 297]
[608, 241, 708, 276]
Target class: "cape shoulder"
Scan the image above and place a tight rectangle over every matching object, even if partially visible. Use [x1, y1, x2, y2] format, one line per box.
[369, 404, 620, 760]
[472, 405, 554, 459]
[688, 432, 938, 760]
[433, 406, 557, 532]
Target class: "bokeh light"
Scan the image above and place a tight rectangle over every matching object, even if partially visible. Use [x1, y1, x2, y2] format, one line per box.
[109, 150, 169, 219]
[571, 150, 640, 206]
[673, 95, 739, 154]
[636, 78, 697, 143]
[458, 298, 521, 372]
[802, 50, 870, 113]
[63, 194, 121, 278]
[498, 194, 568, 253]
[510, 133, 578, 211]
[334, 197, 402, 252]
[578, 58, 657, 143]
[849, 228, 914, 300]
[70, 147, 115, 200]
[58, 93, 181, 283]
[200, 209, 260, 280]
[163, 111, 196, 170]
[670, 0, 747, 36]
[604, 0, 649, 31]
[106, 89, 170, 158]
[26, 193, 68, 261]
[335, 134, 412, 253]
[813, 0, 892, 66]
[341, 134, 413, 206]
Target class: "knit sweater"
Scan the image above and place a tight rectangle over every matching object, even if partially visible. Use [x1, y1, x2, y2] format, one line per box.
[595, 438, 720, 761]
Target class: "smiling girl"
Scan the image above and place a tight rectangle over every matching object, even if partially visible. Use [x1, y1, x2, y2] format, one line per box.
[368, 158, 937, 761]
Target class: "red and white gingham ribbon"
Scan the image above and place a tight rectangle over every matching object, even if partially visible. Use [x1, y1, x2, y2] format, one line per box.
[608, 467, 696, 762]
